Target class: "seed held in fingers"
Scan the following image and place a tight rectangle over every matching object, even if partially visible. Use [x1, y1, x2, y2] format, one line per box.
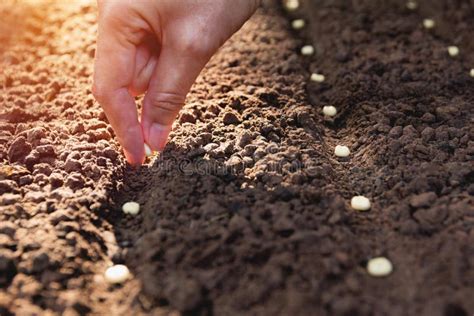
[334, 145, 350, 157]
[322, 105, 337, 117]
[105, 264, 130, 284]
[291, 19, 305, 30]
[447, 46, 459, 57]
[122, 201, 140, 215]
[351, 195, 371, 211]
[144, 143, 153, 157]
[423, 18, 435, 29]
[310, 73, 325, 83]
[367, 257, 393, 277]
[301, 45, 314, 56]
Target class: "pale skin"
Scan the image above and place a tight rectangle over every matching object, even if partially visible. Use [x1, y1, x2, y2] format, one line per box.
[93, 0, 260, 165]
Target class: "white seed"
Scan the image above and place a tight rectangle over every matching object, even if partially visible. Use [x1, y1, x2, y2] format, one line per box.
[367, 257, 393, 277]
[322, 105, 337, 117]
[334, 145, 350, 157]
[104, 264, 130, 284]
[122, 201, 140, 215]
[351, 195, 371, 211]
[447, 46, 459, 57]
[470, 69, 474, 77]
[283, 0, 299, 11]
[423, 18, 435, 29]
[301, 45, 314, 56]
[291, 19, 305, 30]
[406, 1, 418, 10]
[310, 73, 325, 82]
[144, 143, 153, 157]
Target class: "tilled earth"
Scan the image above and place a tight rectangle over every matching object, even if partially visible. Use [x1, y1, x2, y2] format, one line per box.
[0, 0, 473, 315]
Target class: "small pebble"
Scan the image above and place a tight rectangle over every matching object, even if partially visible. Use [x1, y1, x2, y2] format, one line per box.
[283, 0, 299, 11]
[470, 69, 474, 77]
[310, 73, 325, 83]
[367, 257, 393, 277]
[322, 105, 337, 117]
[406, 1, 418, 10]
[447, 46, 459, 57]
[350, 195, 371, 211]
[291, 19, 305, 30]
[423, 18, 435, 29]
[144, 143, 153, 157]
[301, 45, 314, 56]
[122, 201, 140, 215]
[104, 264, 130, 284]
[334, 145, 350, 157]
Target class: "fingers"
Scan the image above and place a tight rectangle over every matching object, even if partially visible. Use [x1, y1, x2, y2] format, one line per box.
[141, 47, 210, 151]
[93, 6, 145, 165]
[94, 87, 145, 165]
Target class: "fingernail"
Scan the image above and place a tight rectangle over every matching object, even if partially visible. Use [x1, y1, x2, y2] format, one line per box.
[149, 123, 171, 151]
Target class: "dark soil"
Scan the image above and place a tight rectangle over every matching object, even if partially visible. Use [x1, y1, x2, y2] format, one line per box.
[0, 0, 473, 315]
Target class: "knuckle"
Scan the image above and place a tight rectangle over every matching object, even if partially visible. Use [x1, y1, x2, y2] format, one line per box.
[185, 41, 211, 58]
[178, 33, 216, 59]
[91, 82, 110, 103]
[100, 2, 127, 20]
[148, 92, 184, 113]
[99, 2, 136, 32]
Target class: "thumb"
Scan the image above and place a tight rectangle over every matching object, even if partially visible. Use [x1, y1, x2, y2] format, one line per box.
[141, 46, 210, 151]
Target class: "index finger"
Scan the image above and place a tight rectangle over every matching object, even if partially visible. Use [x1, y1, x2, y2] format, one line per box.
[93, 8, 144, 165]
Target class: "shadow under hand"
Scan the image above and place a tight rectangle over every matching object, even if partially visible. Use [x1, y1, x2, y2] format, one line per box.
[107, 142, 326, 315]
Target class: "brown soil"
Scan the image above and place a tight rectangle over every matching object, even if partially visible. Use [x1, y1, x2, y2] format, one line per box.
[0, 0, 473, 315]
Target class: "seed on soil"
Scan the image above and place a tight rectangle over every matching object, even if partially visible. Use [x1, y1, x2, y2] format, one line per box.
[301, 45, 314, 56]
[334, 145, 350, 157]
[470, 69, 474, 77]
[351, 195, 371, 211]
[322, 105, 337, 117]
[406, 1, 418, 10]
[283, 0, 299, 11]
[310, 73, 325, 82]
[104, 264, 130, 284]
[291, 19, 305, 30]
[367, 257, 393, 277]
[144, 143, 153, 157]
[447, 46, 459, 57]
[122, 201, 140, 215]
[423, 19, 435, 29]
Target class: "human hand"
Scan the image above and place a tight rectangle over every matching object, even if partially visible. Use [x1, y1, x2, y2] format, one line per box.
[93, 0, 260, 165]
